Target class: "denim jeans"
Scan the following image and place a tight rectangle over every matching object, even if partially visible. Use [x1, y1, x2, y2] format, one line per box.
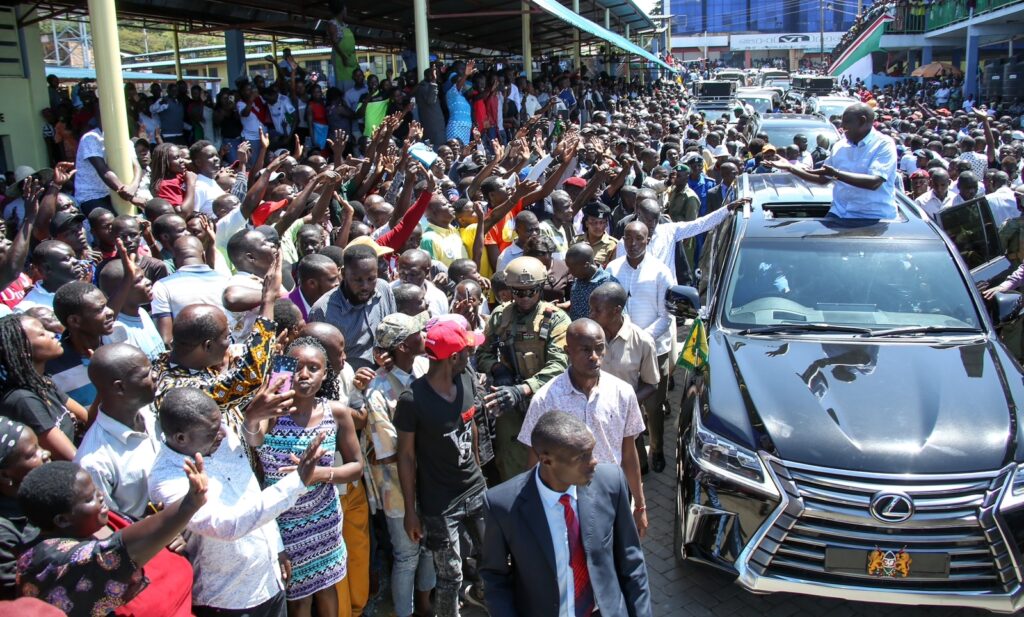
[421, 489, 486, 617]
[386, 515, 435, 617]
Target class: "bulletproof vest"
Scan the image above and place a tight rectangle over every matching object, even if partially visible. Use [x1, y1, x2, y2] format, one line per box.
[493, 301, 558, 379]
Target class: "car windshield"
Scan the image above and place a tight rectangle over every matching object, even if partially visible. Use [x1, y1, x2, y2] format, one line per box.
[740, 97, 773, 113]
[816, 100, 856, 119]
[762, 124, 837, 150]
[722, 238, 981, 332]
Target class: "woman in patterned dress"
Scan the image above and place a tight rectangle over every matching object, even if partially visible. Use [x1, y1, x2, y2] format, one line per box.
[253, 337, 363, 617]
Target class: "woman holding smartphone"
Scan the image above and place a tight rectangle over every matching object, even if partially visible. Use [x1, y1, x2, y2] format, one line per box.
[246, 336, 363, 617]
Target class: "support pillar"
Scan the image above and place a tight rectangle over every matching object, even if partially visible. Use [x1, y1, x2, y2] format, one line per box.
[86, 0, 132, 213]
[922, 45, 933, 66]
[964, 30, 980, 98]
[173, 24, 182, 79]
[271, 35, 278, 66]
[572, 0, 580, 71]
[414, 0, 430, 80]
[625, 24, 631, 82]
[605, 8, 610, 29]
[522, 1, 532, 79]
[225, 30, 246, 86]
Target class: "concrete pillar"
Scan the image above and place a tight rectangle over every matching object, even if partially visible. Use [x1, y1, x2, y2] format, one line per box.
[625, 25, 632, 82]
[86, 0, 133, 213]
[605, 8, 610, 29]
[225, 30, 246, 86]
[413, 0, 429, 80]
[173, 24, 182, 79]
[4, 5, 50, 172]
[964, 31, 980, 98]
[922, 45, 933, 65]
[573, 0, 581, 70]
[522, 1, 532, 79]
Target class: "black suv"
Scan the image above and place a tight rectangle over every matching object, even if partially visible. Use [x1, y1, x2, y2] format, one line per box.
[669, 174, 1024, 612]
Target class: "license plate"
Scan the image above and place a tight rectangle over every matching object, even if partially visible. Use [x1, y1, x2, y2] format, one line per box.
[824, 547, 950, 579]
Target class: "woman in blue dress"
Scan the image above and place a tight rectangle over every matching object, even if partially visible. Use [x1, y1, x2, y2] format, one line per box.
[252, 337, 363, 617]
[446, 59, 477, 146]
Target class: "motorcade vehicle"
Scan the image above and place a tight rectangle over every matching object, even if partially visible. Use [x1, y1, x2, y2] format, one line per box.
[736, 87, 781, 115]
[691, 80, 742, 125]
[806, 95, 860, 119]
[746, 113, 841, 150]
[669, 173, 1024, 613]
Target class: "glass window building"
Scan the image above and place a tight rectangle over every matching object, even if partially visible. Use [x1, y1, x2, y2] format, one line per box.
[670, 0, 870, 35]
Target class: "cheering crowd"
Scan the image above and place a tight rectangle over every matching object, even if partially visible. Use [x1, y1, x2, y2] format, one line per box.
[2, 31, 1024, 617]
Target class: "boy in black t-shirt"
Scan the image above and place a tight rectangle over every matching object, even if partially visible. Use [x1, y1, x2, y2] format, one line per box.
[395, 318, 486, 617]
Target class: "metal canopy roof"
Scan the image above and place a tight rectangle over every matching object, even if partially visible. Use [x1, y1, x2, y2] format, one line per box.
[17, 0, 654, 57]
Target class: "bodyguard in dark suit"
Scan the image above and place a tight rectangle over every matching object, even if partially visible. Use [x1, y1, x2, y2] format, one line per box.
[706, 162, 739, 214]
[480, 411, 651, 617]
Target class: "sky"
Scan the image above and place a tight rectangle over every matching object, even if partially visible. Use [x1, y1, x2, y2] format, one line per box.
[635, 0, 658, 14]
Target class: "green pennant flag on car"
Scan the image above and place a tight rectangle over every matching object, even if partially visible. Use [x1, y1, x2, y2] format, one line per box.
[677, 317, 709, 372]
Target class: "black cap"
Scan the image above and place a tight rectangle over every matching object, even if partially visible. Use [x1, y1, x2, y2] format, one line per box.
[50, 210, 85, 236]
[582, 202, 611, 220]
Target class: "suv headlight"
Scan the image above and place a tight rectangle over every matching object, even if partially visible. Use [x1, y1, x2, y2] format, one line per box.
[690, 410, 780, 498]
[1000, 463, 1024, 511]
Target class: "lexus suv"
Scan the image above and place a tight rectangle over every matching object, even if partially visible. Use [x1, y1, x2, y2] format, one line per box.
[670, 174, 1024, 612]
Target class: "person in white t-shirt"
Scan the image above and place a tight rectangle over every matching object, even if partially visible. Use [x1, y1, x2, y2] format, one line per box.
[265, 87, 296, 148]
[189, 141, 226, 217]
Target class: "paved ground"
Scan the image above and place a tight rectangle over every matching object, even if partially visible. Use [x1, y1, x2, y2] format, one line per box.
[377, 364, 989, 617]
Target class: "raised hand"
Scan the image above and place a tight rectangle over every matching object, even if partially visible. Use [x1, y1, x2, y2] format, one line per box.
[290, 432, 327, 486]
[51, 161, 76, 187]
[237, 141, 252, 167]
[181, 453, 209, 511]
[259, 126, 270, 150]
[245, 376, 297, 423]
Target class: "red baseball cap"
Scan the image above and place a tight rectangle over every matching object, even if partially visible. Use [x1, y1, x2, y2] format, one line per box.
[424, 320, 485, 361]
[251, 199, 289, 226]
[564, 176, 587, 189]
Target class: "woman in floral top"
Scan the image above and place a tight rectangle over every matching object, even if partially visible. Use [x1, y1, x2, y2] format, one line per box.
[15, 455, 207, 616]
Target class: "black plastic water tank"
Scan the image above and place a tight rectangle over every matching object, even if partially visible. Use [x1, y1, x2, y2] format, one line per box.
[985, 60, 1002, 99]
[1004, 58, 1023, 99]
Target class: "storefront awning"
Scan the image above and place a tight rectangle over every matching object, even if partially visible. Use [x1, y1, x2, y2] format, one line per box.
[530, 0, 676, 73]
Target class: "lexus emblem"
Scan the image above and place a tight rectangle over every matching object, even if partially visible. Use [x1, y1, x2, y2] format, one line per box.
[869, 492, 914, 523]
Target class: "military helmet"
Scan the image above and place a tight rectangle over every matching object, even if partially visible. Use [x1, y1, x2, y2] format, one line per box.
[503, 256, 548, 289]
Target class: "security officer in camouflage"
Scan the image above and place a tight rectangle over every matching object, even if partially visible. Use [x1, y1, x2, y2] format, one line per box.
[479, 256, 571, 481]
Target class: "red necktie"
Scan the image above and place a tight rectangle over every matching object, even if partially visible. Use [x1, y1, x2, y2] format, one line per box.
[559, 494, 594, 617]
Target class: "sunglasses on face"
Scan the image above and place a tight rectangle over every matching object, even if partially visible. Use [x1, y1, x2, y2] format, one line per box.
[511, 287, 540, 298]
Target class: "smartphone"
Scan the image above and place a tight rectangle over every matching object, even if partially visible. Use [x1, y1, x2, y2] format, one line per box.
[270, 356, 298, 393]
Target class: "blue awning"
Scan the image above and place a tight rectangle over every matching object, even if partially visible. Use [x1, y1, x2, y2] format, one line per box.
[530, 0, 675, 73]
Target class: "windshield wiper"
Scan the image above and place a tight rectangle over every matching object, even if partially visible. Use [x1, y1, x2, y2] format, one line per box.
[737, 323, 873, 336]
[868, 326, 984, 337]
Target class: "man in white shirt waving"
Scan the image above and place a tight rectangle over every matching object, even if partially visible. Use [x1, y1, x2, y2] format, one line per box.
[149, 387, 324, 617]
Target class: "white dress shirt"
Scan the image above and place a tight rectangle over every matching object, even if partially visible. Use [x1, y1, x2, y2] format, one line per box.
[74, 406, 161, 518]
[149, 428, 305, 610]
[606, 255, 674, 355]
[823, 128, 899, 219]
[534, 467, 577, 617]
[150, 264, 230, 319]
[987, 186, 1020, 228]
[915, 189, 956, 219]
[614, 206, 731, 282]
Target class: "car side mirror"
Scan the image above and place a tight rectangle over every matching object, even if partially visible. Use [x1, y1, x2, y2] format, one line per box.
[993, 292, 1024, 328]
[666, 285, 701, 319]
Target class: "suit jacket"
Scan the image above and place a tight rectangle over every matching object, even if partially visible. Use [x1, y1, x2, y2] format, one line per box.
[480, 464, 652, 617]
[706, 183, 731, 213]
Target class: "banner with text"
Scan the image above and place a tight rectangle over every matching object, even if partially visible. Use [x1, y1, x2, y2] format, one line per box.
[730, 32, 844, 51]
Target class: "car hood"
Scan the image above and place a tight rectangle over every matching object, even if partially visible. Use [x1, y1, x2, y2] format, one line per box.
[714, 335, 1014, 474]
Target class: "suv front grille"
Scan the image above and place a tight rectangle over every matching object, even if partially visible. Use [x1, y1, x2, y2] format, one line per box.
[746, 460, 1017, 593]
